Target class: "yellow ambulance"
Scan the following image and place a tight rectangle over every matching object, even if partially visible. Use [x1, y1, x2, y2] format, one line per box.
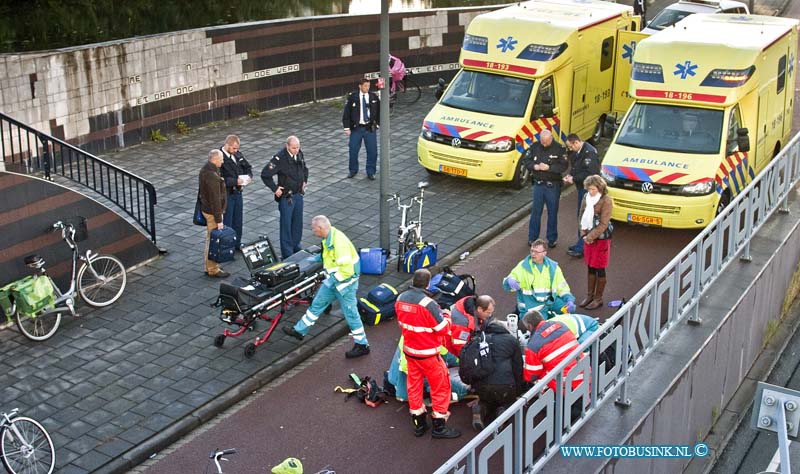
[603, 13, 798, 228]
[417, 0, 641, 188]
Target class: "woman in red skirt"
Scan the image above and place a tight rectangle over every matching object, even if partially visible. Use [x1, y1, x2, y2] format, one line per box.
[578, 175, 613, 310]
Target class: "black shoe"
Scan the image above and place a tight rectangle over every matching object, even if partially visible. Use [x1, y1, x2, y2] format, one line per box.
[282, 325, 304, 341]
[431, 418, 461, 439]
[206, 270, 230, 278]
[347, 172, 357, 178]
[568, 245, 577, 252]
[345, 343, 370, 358]
[471, 403, 485, 431]
[367, 174, 375, 180]
[567, 249, 584, 258]
[548, 241, 557, 249]
[412, 413, 429, 437]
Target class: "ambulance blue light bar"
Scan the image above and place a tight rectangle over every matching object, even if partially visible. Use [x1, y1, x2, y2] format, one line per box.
[516, 43, 568, 61]
[463, 34, 489, 54]
[632, 62, 665, 83]
[699, 66, 756, 87]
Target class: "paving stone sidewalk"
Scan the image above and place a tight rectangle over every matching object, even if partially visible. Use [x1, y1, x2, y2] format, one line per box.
[0, 93, 532, 473]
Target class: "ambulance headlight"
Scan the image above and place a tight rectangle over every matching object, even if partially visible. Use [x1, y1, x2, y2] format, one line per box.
[481, 139, 514, 152]
[680, 180, 714, 195]
[700, 66, 755, 88]
[632, 62, 664, 83]
[420, 128, 434, 141]
[601, 168, 616, 184]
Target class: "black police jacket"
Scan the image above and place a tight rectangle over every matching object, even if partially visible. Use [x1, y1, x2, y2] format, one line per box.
[522, 140, 568, 183]
[260, 148, 308, 198]
[473, 320, 524, 392]
[342, 90, 380, 130]
[568, 142, 601, 189]
[219, 148, 253, 193]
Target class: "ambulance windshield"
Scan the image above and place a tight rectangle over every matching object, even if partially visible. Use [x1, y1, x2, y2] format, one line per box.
[616, 103, 723, 155]
[440, 70, 533, 117]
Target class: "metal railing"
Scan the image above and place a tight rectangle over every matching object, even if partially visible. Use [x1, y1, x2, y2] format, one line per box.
[0, 112, 158, 244]
[435, 131, 800, 474]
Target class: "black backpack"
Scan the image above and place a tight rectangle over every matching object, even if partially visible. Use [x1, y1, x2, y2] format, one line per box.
[458, 331, 494, 385]
[435, 267, 476, 309]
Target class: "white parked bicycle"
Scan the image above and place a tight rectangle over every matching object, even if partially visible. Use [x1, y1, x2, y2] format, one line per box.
[0, 408, 55, 474]
[4, 219, 127, 341]
[387, 181, 428, 271]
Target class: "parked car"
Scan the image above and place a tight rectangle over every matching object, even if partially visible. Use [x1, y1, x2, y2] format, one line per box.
[641, 0, 749, 34]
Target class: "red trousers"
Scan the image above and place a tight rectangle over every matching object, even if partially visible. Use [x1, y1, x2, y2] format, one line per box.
[406, 354, 451, 419]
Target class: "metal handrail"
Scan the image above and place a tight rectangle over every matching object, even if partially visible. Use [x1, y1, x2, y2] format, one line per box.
[435, 130, 800, 474]
[0, 112, 158, 243]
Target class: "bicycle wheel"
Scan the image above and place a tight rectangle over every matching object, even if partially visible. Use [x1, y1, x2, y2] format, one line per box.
[77, 254, 127, 307]
[15, 309, 61, 342]
[1, 417, 55, 474]
[395, 76, 421, 106]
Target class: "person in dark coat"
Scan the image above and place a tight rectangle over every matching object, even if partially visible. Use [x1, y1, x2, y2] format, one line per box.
[198, 149, 229, 278]
[470, 298, 524, 430]
[219, 134, 252, 248]
[563, 134, 601, 258]
[261, 135, 309, 259]
[523, 129, 568, 247]
[342, 78, 380, 179]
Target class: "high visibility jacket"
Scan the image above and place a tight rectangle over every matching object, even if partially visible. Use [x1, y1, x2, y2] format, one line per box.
[445, 296, 477, 358]
[396, 287, 449, 359]
[503, 256, 574, 313]
[524, 320, 584, 392]
[551, 314, 599, 344]
[321, 227, 360, 290]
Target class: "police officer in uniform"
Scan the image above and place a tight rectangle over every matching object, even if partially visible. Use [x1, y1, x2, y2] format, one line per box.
[219, 134, 252, 248]
[563, 134, 601, 258]
[342, 78, 380, 180]
[523, 129, 568, 247]
[261, 135, 308, 259]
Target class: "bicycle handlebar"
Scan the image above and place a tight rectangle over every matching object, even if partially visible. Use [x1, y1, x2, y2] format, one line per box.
[210, 448, 237, 459]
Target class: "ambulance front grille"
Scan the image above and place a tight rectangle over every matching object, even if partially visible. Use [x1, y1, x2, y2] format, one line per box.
[429, 151, 483, 167]
[614, 199, 681, 215]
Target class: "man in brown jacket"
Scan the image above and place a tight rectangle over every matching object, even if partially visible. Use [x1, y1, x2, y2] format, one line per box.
[199, 149, 229, 278]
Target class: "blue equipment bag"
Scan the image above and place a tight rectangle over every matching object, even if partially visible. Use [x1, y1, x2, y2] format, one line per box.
[358, 283, 399, 326]
[359, 248, 388, 275]
[402, 242, 437, 273]
[209, 227, 238, 263]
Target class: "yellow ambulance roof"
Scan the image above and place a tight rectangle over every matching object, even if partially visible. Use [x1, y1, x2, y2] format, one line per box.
[631, 14, 798, 106]
[638, 14, 798, 68]
[462, 0, 633, 78]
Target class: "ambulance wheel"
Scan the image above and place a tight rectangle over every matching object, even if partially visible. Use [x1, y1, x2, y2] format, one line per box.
[715, 190, 731, 216]
[214, 334, 226, 347]
[244, 343, 257, 358]
[590, 117, 605, 145]
[510, 158, 529, 190]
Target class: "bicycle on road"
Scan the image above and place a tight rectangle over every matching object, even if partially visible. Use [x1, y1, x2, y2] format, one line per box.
[0, 408, 55, 474]
[3, 219, 127, 341]
[387, 181, 428, 271]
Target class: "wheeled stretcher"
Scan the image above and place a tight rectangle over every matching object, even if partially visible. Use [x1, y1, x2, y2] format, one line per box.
[212, 236, 326, 358]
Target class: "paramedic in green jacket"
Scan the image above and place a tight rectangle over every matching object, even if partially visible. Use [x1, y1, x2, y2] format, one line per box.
[503, 239, 576, 318]
[283, 215, 370, 358]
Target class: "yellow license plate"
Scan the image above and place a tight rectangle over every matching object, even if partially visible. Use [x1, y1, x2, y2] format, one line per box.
[440, 165, 467, 177]
[628, 213, 663, 226]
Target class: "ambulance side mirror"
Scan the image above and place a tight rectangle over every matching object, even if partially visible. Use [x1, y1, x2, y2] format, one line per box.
[434, 78, 446, 101]
[737, 128, 750, 153]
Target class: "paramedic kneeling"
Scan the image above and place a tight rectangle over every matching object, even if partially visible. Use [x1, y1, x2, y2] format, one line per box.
[282, 216, 370, 359]
[503, 239, 576, 318]
[396, 269, 460, 439]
